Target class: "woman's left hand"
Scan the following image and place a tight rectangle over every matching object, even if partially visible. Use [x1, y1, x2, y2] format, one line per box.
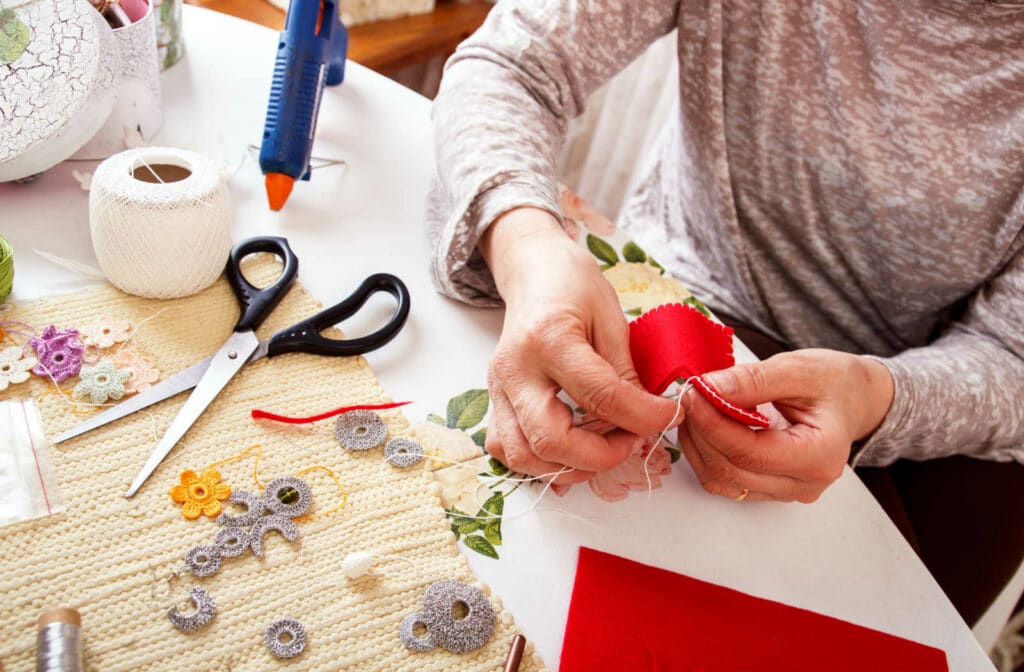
[678, 349, 895, 503]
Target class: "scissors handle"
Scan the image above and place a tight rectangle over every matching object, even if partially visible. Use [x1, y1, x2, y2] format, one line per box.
[266, 273, 411, 358]
[225, 236, 300, 332]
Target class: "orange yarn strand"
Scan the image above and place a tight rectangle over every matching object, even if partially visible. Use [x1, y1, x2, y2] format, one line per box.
[206, 443, 265, 489]
[292, 464, 348, 521]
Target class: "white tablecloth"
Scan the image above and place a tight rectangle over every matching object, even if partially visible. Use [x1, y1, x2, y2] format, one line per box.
[0, 7, 995, 670]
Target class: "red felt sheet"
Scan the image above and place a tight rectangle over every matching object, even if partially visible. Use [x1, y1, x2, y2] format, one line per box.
[559, 547, 949, 672]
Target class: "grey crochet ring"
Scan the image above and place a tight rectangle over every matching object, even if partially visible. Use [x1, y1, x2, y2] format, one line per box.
[384, 438, 424, 468]
[421, 579, 496, 654]
[250, 515, 300, 558]
[213, 527, 250, 558]
[264, 618, 307, 658]
[216, 490, 265, 527]
[167, 586, 216, 632]
[263, 476, 313, 518]
[185, 544, 223, 577]
[399, 612, 437, 652]
[334, 409, 387, 451]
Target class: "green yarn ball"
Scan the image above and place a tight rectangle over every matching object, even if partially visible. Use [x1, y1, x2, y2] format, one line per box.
[0, 235, 13, 303]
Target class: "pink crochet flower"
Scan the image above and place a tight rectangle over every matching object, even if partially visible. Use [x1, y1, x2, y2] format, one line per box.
[551, 435, 672, 502]
[80, 318, 132, 349]
[29, 326, 84, 383]
[112, 349, 160, 394]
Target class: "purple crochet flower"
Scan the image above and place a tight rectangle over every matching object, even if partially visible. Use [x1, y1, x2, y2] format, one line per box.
[29, 325, 85, 383]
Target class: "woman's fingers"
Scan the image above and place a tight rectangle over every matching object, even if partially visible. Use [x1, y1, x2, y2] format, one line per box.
[485, 371, 593, 484]
[543, 339, 683, 438]
[677, 418, 820, 503]
[682, 382, 825, 478]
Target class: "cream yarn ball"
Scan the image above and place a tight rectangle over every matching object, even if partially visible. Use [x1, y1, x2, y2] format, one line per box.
[89, 147, 233, 299]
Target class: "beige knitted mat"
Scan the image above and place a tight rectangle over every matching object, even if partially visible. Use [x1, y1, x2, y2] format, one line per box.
[0, 257, 543, 671]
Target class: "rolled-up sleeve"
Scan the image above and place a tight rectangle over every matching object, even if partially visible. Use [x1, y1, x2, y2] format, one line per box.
[858, 246, 1024, 465]
[426, 0, 681, 305]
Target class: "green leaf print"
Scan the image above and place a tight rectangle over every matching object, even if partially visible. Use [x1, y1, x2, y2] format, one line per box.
[0, 9, 30, 64]
[623, 241, 647, 263]
[587, 234, 619, 265]
[666, 443, 682, 464]
[471, 427, 487, 448]
[463, 534, 499, 559]
[483, 519, 503, 546]
[427, 413, 446, 425]
[683, 296, 712, 318]
[481, 492, 504, 517]
[488, 457, 508, 476]
[446, 389, 489, 430]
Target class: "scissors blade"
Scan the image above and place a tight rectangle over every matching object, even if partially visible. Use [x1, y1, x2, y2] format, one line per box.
[52, 357, 216, 444]
[54, 341, 273, 445]
[125, 331, 259, 498]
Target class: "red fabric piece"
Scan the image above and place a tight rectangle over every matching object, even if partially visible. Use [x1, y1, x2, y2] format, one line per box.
[559, 547, 949, 672]
[629, 303, 735, 394]
[628, 303, 770, 427]
[250, 401, 411, 424]
[693, 376, 770, 429]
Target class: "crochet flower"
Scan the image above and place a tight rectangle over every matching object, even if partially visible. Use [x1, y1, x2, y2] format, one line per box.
[170, 467, 232, 519]
[80, 318, 131, 349]
[29, 326, 84, 383]
[112, 349, 160, 394]
[0, 346, 37, 391]
[551, 435, 672, 502]
[73, 359, 130, 404]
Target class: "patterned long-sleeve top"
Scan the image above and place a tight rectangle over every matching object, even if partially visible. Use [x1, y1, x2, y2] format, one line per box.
[426, 0, 1024, 466]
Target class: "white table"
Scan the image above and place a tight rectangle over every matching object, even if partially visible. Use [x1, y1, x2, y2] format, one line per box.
[0, 7, 996, 670]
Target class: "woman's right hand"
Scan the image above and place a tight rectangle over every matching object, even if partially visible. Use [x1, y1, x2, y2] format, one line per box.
[479, 207, 684, 483]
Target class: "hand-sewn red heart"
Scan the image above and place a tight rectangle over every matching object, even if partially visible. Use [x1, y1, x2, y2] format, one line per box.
[628, 302, 770, 428]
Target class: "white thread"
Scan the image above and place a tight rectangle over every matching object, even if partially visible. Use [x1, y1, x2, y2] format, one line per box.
[89, 148, 233, 299]
[692, 376, 768, 425]
[31, 249, 105, 279]
[642, 380, 691, 502]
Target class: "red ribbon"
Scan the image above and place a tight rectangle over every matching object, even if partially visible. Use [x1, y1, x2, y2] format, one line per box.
[251, 401, 412, 424]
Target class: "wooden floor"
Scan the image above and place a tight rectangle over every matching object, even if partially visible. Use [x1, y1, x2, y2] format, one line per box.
[192, 0, 492, 75]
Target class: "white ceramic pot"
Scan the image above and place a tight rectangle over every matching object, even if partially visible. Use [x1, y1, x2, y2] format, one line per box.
[0, 0, 121, 182]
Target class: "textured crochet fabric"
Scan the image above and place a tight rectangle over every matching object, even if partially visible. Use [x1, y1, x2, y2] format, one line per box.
[0, 256, 543, 671]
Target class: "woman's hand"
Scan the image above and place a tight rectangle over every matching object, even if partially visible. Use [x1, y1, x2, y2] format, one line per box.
[480, 207, 683, 483]
[679, 349, 895, 502]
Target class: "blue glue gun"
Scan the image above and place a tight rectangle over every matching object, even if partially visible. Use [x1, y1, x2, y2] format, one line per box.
[260, 0, 348, 210]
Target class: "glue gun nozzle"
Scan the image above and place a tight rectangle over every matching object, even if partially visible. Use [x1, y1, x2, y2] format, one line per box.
[265, 172, 295, 211]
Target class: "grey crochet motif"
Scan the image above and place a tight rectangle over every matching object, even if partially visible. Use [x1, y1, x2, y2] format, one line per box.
[334, 409, 387, 451]
[402, 579, 496, 654]
[250, 515, 300, 558]
[384, 438, 424, 468]
[264, 618, 307, 658]
[216, 490, 265, 527]
[184, 544, 222, 577]
[167, 586, 216, 632]
[399, 613, 436, 652]
[213, 527, 250, 558]
[263, 476, 312, 518]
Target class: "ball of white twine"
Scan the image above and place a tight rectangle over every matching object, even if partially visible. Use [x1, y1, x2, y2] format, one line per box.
[89, 147, 232, 299]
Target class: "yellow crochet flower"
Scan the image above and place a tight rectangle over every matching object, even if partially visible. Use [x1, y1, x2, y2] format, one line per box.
[169, 467, 231, 519]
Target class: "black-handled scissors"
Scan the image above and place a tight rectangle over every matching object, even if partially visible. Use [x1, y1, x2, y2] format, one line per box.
[52, 236, 411, 497]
